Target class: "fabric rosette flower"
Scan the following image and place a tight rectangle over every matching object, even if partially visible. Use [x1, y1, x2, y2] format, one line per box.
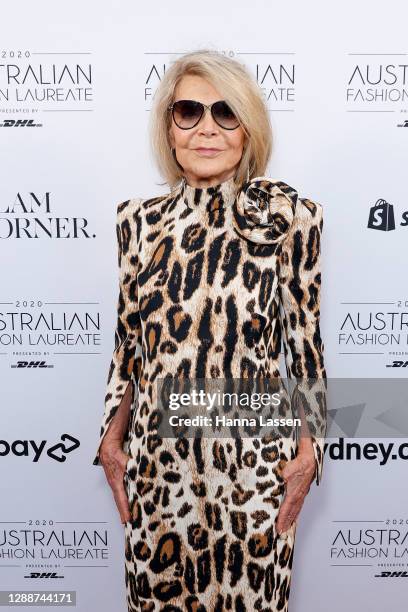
[232, 177, 299, 245]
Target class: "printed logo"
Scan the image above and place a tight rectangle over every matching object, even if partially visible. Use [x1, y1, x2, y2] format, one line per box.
[366, 198, 408, 233]
[144, 51, 296, 110]
[374, 571, 408, 578]
[0, 50, 93, 125]
[386, 361, 408, 368]
[24, 572, 64, 579]
[11, 361, 53, 368]
[1, 297, 101, 358]
[0, 192, 96, 240]
[367, 198, 395, 231]
[331, 521, 408, 576]
[0, 434, 80, 462]
[3, 522, 110, 573]
[0, 119, 42, 128]
[346, 57, 408, 125]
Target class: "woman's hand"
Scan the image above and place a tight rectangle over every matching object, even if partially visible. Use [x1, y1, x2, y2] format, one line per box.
[98, 381, 134, 524]
[99, 438, 132, 525]
[276, 447, 317, 536]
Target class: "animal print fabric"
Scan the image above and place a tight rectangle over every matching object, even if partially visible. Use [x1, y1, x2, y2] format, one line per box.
[92, 175, 327, 611]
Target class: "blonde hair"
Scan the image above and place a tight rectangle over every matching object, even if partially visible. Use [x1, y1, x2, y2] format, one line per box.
[149, 49, 273, 191]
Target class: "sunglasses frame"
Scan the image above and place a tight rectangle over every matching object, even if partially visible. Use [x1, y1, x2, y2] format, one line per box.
[167, 99, 241, 130]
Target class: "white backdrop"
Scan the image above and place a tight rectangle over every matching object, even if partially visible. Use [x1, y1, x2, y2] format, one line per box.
[1, 1, 407, 610]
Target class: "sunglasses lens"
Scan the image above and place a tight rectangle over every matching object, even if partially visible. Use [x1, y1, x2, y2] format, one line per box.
[172, 100, 203, 128]
[212, 101, 240, 129]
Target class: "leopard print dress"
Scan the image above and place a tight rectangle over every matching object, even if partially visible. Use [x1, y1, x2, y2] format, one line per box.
[92, 174, 327, 611]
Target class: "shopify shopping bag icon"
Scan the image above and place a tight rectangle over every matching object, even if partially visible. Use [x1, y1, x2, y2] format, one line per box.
[367, 198, 395, 231]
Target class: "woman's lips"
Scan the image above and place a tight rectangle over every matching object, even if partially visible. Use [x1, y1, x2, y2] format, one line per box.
[194, 148, 222, 157]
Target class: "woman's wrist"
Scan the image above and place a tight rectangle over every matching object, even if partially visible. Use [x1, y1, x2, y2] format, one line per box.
[297, 434, 314, 453]
[101, 426, 126, 449]
[297, 437, 316, 469]
[99, 433, 126, 466]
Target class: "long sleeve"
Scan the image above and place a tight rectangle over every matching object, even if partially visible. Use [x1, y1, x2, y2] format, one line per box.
[276, 197, 327, 486]
[92, 198, 143, 466]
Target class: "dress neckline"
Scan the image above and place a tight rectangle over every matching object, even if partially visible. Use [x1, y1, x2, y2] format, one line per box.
[179, 174, 238, 213]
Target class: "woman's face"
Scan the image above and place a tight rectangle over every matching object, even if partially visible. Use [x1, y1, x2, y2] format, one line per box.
[168, 74, 246, 188]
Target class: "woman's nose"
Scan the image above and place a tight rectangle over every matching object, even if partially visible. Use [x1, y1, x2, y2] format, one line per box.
[198, 108, 219, 132]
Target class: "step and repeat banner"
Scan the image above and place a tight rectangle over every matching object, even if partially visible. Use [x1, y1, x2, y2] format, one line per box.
[1, 1, 407, 610]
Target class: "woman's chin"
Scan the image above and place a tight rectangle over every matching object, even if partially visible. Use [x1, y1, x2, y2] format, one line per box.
[185, 164, 225, 179]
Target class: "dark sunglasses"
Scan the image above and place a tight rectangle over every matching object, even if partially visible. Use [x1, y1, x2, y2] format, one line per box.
[168, 99, 240, 130]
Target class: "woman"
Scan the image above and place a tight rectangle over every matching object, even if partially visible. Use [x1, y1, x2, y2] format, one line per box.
[92, 49, 327, 611]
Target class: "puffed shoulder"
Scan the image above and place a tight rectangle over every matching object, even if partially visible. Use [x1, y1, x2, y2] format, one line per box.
[116, 197, 143, 219]
[232, 176, 322, 246]
[115, 198, 143, 258]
